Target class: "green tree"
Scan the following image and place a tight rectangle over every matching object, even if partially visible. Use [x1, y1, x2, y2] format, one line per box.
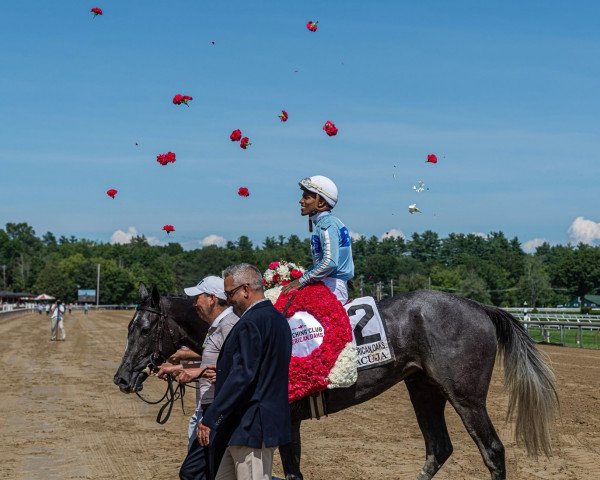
[429, 264, 465, 292]
[408, 230, 441, 262]
[553, 244, 600, 310]
[459, 271, 491, 304]
[517, 256, 552, 307]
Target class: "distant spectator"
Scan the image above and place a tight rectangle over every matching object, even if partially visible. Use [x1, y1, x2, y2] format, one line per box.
[36, 304, 43, 315]
[83, 303, 90, 315]
[50, 300, 66, 341]
[45, 304, 50, 316]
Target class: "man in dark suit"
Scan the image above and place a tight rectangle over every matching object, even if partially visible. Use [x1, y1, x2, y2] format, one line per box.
[198, 263, 292, 480]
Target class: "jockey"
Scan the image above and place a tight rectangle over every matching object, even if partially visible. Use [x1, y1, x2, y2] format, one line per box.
[282, 175, 354, 304]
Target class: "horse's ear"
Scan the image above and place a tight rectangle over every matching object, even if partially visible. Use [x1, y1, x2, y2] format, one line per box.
[139, 283, 149, 300]
[150, 285, 161, 307]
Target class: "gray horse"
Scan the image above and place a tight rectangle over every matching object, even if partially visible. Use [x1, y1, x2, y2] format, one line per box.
[114, 284, 558, 480]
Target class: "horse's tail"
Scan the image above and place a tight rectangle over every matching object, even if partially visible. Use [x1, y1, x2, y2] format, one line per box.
[481, 304, 558, 457]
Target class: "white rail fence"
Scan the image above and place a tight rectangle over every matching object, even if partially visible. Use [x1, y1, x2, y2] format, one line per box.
[3, 305, 599, 348]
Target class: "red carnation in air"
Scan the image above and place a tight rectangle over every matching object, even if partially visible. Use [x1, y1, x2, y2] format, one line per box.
[278, 110, 289, 122]
[426, 154, 438, 164]
[106, 189, 118, 199]
[323, 120, 338, 137]
[162, 224, 175, 235]
[230, 129, 242, 142]
[306, 20, 318, 32]
[240, 137, 251, 149]
[173, 94, 193, 106]
[156, 151, 176, 165]
[238, 187, 250, 197]
[91, 7, 103, 17]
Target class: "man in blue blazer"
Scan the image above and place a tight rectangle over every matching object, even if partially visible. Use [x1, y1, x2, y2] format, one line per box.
[198, 263, 292, 480]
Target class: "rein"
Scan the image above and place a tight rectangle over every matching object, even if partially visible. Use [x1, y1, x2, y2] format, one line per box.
[136, 375, 187, 424]
[134, 301, 186, 424]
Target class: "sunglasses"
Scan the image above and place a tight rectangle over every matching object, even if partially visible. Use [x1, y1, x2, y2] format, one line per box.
[224, 283, 249, 299]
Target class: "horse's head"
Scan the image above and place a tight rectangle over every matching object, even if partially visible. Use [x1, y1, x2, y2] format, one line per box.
[113, 284, 181, 393]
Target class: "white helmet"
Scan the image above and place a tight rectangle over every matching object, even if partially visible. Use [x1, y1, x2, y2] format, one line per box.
[299, 175, 338, 208]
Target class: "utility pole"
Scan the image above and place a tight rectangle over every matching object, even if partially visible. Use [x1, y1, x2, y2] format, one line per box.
[390, 278, 394, 297]
[96, 264, 101, 306]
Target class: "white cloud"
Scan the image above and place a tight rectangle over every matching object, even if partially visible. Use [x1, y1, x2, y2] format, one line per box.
[349, 230, 365, 241]
[568, 216, 600, 245]
[110, 226, 138, 245]
[522, 238, 547, 254]
[381, 229, 405, 240]
[471, 232, 488, 238]
[201, 234, 227, 247]
[110, 227, 164, 246]
[147, 236, 163, 246]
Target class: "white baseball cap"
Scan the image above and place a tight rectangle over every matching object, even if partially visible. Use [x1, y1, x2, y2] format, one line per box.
[184, 276, 227, 300]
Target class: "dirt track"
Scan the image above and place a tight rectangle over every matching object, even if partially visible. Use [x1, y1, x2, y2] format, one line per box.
[1, 310, 599, 479]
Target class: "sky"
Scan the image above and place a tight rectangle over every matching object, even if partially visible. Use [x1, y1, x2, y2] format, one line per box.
[1, 1, 599, 252]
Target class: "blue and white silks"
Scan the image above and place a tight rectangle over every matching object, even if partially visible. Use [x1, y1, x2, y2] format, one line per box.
[299, 211, 354, 295]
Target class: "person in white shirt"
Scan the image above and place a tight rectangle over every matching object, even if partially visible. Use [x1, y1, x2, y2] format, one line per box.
[156, 276, 239, 480]
[50, 300, 66, 341]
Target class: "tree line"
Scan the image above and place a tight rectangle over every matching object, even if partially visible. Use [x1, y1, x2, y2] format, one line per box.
[1, 222, 599, 308]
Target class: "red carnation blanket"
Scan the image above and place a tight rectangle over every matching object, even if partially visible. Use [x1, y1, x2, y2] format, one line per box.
[275, 283, 356, 403]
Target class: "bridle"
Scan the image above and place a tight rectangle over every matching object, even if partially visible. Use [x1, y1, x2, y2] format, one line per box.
[136, 301, 178, 373]
[133, 300, 187, 424]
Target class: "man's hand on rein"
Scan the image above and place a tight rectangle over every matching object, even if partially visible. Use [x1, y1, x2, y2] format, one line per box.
[177, 367, 203, 384]
[155, 363, 182, 380]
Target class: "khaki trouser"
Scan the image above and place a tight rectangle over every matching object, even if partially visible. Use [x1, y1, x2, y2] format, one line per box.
[215, 444, 275, 480]
[50, 316, 65, 340]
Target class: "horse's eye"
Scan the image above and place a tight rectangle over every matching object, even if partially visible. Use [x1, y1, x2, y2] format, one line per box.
[140, 326, 151, 336]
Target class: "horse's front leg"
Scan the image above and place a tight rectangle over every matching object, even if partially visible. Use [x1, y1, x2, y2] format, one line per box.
[279, 420, 304, 480]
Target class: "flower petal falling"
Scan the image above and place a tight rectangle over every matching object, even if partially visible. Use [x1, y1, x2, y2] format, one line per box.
[426, 154, 438, 164]
[413, 181, 427, 193]
[278, 110, 289, 122]
[106, 189, 118, 199]
[238, 187, 250, 197]
[306, 20, 318, 32]
[162, 224, 175, 235]
[408, 204, 421, 214]
[91, 7, 103, 17]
